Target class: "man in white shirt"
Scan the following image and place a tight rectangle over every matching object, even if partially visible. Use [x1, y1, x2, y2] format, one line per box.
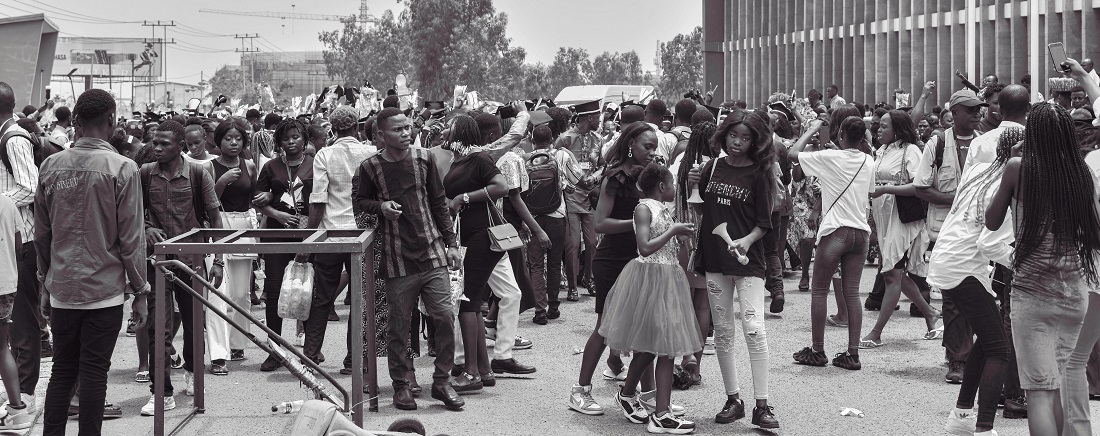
[299, 106, 377, 366]
[643, 99, 678, 165]
[966, 85, 1030, 166]
[1083, 59, 1100, 86]
[48, 106, 72, 148]
[825, 84, 847, 109]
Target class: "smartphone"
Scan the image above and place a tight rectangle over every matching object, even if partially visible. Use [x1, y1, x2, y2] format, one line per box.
[1048, 42, 1070, 73]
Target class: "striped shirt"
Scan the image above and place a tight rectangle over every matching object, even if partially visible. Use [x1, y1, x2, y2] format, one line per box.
[0, 122, 38, 236]
[353, 148, 456, 279]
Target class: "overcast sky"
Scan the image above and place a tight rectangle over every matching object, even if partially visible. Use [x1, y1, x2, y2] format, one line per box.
[0, 0, 702, 84]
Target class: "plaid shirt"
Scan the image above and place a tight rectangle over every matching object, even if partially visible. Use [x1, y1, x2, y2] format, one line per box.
[310, 137, 378, 241]
[0, 122, 38, 236]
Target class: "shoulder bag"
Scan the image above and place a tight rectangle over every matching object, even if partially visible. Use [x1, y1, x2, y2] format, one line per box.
[894, 145, 928, 223]
[486, 198, 523, 252]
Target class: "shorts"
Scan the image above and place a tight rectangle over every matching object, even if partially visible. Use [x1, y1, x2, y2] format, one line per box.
[1010, 287, 1087, 390]
[0, 293, 15, 323]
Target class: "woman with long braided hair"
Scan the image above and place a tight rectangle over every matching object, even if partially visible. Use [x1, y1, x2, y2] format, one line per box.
[986, 103, 1100, 436]
[927, 126, 1022, 436]
[671, 120, 718, 386]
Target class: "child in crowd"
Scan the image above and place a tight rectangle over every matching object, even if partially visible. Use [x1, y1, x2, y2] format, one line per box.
[599, 163, 701, 434]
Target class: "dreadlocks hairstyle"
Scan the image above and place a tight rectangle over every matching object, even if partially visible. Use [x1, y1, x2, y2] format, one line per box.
[605, 121, 655, 170]
[711, 108, 774, 171]
[273, 118, 307, 154]
[448, 114, 481, 149]
[1015, 103, 1100, 285]
[953, 127, 1024, 226]
[675, 121, 717, 221]
[884, 109, 920, 146]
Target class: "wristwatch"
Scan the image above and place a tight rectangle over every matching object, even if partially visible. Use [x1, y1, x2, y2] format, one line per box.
[462, 192, 470, 204]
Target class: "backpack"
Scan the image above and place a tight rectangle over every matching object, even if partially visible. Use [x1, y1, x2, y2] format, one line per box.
[139, 161, 209, 228]
[0, 119, 62, 174]
[523, 150, 563, 216]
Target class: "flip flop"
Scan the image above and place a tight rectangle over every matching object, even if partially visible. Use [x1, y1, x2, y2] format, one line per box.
[826, 315, 849, 327]
[924, 326, 944, 340]
[858, 339, 886, 349]
[134, 370, 150, 383]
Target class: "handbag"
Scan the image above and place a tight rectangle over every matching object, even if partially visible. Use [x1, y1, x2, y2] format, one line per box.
[485, 202, 523, 252]
[893, 145, 927, 224]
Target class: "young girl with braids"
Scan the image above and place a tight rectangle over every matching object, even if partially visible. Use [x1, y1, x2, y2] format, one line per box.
[600, 163, 702, 433]
[686, 108, 780, 429]
[928, 127, 1022, 436]
[671, 121, 718, 387]
[986, 103, 1100, 436]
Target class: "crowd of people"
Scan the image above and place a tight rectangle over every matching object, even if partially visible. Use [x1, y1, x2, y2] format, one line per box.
[3, 55, 1100, 436]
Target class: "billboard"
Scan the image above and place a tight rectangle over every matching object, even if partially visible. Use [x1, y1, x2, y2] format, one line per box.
[53, 37, 162, 79]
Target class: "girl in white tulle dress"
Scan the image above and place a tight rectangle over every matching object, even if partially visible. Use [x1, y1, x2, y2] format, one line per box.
[599, 164, 703, 434]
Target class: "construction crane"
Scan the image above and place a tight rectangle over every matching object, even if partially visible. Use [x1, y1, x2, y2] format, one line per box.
[199, 0, 379, 24]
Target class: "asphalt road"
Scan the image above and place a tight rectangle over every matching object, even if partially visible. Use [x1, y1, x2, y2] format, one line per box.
[19, 265, 1100, 435]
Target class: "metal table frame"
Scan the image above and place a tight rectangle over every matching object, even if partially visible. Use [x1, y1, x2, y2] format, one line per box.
[151, 228, 378, 436]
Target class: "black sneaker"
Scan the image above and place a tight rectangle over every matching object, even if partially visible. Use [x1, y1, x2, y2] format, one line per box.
[567, 288, 579, 302]
[328, 310, 340, 322]
[647, 410, 695, 434]
[945, 361, 964, 384]
[170, 353, 184, 369]
[260, 354, 281, 372]
[1002, 395, 1027, 419]
[616, 390, 649, 424]
[714, 397, 744, 424]
[769, 292, 785, 313]
[546, 307, 561, 320]
[229, 349, 245, 361]
[751, 405, 779, 429]
[792, 347, 827, 367]
[831, 352, 861, 370]
[533, 311, 548, 325]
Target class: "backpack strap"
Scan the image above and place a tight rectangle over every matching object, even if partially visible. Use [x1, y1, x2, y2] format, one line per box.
[0, 119, 33, 175]
[189, 162, 208, 228]
[932, 131, 947, 169]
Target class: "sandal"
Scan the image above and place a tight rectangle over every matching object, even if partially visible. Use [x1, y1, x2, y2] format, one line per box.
[924, 326, 944, 340]
[857, 339, 886, 349]
[826, 315, 848, 327]
[134, 370, 150, 383]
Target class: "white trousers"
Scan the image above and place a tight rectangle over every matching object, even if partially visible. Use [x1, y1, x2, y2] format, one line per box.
[456, 254, 521, 363]
[207, 257, 252, 360]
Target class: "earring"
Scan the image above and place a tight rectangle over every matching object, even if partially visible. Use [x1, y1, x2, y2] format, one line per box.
[628, 149, 633, 158]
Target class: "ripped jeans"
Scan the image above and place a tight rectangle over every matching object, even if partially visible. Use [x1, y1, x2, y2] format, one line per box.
[706, 273, 769, 399]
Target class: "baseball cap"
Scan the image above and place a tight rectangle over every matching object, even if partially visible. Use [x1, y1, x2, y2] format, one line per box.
[948, 90, 988, 108]
[329, 106, 359, 131]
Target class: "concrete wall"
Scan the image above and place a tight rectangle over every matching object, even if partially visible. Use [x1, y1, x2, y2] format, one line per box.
[0, 14, 59, 107]
[704, 0, 1100, 107]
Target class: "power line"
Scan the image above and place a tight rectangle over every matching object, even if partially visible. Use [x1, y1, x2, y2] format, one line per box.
[5, 0, 140, 24]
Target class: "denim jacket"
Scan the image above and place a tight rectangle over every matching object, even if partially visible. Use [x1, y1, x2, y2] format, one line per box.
[34, 137, 149, 305]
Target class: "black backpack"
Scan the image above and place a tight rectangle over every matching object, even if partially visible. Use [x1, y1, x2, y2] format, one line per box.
[523, 150, 562, 216]
[0, 119, 62, 174]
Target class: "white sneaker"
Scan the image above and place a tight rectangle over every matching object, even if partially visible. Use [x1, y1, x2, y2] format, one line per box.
[602, 368, 627, 381]
[294, 332, 305, 347]
[974, 431, 998, 436]
[638, 390, 686, 417]
[0, 403, 35, 431]
[647, 410, 695, 434]
[944, 408, 976, 436]
[931, 289, 943, 300]
[616, 389, 650, 424]
[568, 384, 604, 415]
[140, 395, 177, 416]
[702, 337, 716, 355]
[182, 372, 195, 396]
[0, 393, 33, 410]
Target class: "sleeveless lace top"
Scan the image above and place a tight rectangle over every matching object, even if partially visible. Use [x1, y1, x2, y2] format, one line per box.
[634, 198, 679, 265]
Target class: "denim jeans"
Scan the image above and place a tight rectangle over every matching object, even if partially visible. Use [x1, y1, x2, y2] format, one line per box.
[385, 267, 454, 389]
[44, 305, 123, 436]
[706, 273, 769, 399]
[148, 265, 198, 395]
[1062, 292, 1100, 436]
[810, 227, 867, 352]
[943, 278, 1009, 432]
[1011, 287, 1087, 391]
[303, 253, 353, 362]
[527, 215, 566, 312]
[763, 215, 784, 298]
[564, 212, 595, 288]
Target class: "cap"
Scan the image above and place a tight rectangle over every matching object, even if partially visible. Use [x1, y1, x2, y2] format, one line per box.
[570, 99, 601, 115]
[948, 90, 988, 108]
[329, 106, 359, 131]
[529, 111, 552, 127]
[1049, 77, 1082, 93]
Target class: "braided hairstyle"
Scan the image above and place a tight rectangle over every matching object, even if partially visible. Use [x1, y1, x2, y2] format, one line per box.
[1015, 103, 1100, 285]
[675, 121, 717, 221]
[273, 118, 307, 155]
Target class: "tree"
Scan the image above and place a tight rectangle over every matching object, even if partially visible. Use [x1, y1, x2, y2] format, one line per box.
[592, 50, 645, 85]
[521, 62, 553, 99]
[658, 26, 703, 101]
[207, 66, 245, 100]
[319, 9, 411, 90]
[547, 47, 592, 93]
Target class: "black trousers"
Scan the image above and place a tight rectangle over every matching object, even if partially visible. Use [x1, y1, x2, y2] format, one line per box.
[43, 305, 123, 436]
[303, 253, 354, 362]
[14, 242, 42, 395]
[147, 265, 197, 395]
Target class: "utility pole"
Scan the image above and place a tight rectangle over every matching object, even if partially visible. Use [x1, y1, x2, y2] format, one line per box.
[141, 38, 176, 110]
[235, 34, 260, 97]
[142, 21, 175, 109]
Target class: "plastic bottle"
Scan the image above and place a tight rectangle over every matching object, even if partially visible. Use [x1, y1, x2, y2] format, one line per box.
[839, 407, 864, 418]
[272, 400, 305, 414]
